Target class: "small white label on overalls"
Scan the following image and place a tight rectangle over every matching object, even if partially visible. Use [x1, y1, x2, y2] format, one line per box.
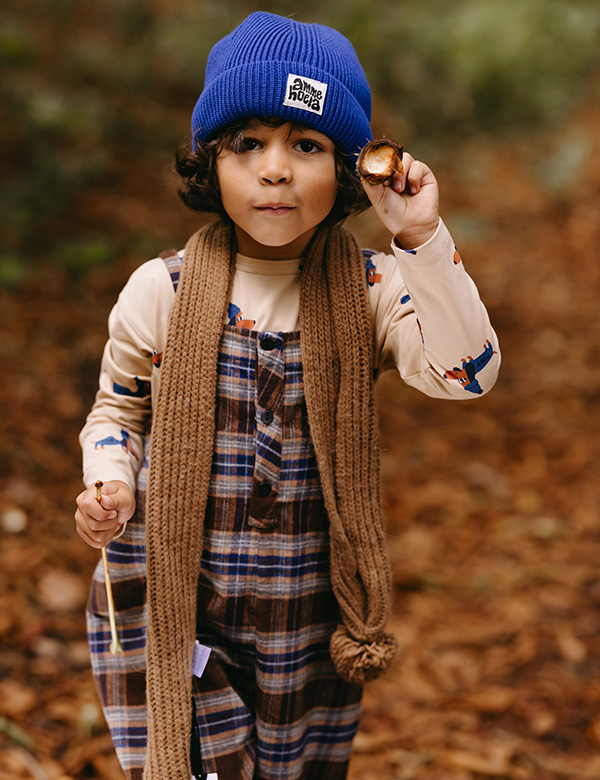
[192, 641, 211, 678]
[283, 73, 328, 115]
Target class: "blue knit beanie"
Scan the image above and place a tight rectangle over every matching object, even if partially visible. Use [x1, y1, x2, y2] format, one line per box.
[191, 12, 372, 159]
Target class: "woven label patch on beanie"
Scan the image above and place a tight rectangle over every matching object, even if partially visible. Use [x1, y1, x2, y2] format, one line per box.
[283, 73, 328, 115]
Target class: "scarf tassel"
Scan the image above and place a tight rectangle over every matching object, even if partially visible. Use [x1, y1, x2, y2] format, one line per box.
[330, 625, 398, 685]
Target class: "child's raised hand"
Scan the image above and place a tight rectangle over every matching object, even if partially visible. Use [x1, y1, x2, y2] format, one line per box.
[75, 480, 135, 548]
[361, 151, 440, 250]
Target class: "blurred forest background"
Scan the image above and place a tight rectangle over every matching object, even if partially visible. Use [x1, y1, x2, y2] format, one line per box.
[1, 0, 600, 778]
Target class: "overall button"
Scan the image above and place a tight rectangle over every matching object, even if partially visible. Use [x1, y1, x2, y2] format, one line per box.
[261, 410, 274, 425]
[259, 336, 277, 351]
[257, 481, 272, 497]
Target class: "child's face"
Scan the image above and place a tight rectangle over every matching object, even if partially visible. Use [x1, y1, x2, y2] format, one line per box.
[216, 120, 338, 259]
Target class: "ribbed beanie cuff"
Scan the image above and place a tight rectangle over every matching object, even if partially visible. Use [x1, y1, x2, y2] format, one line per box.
[191, 12, 372, 159]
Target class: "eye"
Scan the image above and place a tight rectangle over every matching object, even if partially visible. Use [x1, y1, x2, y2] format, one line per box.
[240, 137, 261, 152]
[295, 139, 322, 154]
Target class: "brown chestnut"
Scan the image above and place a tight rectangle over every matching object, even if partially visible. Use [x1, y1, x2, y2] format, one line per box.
[357, 138, 404, 185]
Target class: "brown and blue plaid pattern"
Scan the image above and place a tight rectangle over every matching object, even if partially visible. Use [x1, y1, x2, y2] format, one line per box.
[87, 325, 362, 780]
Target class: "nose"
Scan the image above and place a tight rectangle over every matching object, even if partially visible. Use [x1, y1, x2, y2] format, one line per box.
[258, 143, 292, 184]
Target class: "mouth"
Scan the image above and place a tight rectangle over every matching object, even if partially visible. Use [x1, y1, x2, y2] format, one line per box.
[255, 204, 295, 216]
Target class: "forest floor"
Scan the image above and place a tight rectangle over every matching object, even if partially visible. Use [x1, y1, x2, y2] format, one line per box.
[1, 84, 600, 780]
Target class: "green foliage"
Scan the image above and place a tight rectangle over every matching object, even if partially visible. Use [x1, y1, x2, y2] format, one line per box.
[307, 0, 600, 135]
[0, 0, 598, 285]
[401, 0, 599, 132]
[52, 237, 115, 280]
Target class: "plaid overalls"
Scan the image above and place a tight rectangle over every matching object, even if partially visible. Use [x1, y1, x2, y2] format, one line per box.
[86, 255, 363, 780]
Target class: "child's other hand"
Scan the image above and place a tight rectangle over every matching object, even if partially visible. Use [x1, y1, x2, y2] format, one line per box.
[362, 152, 440, 250]
[75, 480, 135, 548]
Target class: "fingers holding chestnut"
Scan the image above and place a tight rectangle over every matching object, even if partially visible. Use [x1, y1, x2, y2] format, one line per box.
[357, 138, 440, 248]
[395, 156, 431, 196]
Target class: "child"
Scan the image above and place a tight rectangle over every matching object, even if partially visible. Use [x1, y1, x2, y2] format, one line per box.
[75, 11, 499, 780]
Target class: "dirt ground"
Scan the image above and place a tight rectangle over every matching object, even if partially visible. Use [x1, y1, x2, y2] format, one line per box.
[1, 84, 600, 779]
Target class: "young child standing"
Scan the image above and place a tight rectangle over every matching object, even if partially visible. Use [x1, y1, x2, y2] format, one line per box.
[75, 11, 499, 780]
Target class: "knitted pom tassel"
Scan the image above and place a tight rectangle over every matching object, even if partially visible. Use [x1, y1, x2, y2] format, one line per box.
[330, 625, 398, 685]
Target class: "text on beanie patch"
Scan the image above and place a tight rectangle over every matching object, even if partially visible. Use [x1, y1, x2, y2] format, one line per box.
[283, 73, 328, 115]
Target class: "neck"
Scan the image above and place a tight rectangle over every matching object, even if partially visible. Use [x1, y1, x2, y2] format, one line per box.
[233, 224, 319, 260]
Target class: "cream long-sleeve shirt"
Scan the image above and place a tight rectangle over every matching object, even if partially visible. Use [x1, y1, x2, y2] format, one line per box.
[80, 219, 500, 493]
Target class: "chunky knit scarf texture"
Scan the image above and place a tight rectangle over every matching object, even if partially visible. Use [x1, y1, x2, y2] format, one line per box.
[144, 219, 397, 780]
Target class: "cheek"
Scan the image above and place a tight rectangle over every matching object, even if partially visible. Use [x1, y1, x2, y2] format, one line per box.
[215, 158, 242, 215]
[324, 185, 340, 218]
[327, 178, 340, 209]
[311, 164, 339, 214]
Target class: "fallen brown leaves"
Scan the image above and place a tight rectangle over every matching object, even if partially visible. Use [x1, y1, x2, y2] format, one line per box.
[2, 84, 600, 779]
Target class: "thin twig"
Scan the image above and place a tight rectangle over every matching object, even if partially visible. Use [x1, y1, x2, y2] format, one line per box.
[95, 480, 122, 654]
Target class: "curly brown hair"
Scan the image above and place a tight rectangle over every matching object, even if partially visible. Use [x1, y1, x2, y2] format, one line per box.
[174, 117, 371, 227]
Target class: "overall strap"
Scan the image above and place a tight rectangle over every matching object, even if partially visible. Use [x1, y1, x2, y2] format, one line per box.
[158, 249, 183, 293]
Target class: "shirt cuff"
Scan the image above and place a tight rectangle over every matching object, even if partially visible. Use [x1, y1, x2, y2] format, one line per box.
[390, 218, 455, 268]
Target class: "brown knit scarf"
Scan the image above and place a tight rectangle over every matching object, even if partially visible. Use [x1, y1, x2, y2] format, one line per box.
[144, 219, 397, 780]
